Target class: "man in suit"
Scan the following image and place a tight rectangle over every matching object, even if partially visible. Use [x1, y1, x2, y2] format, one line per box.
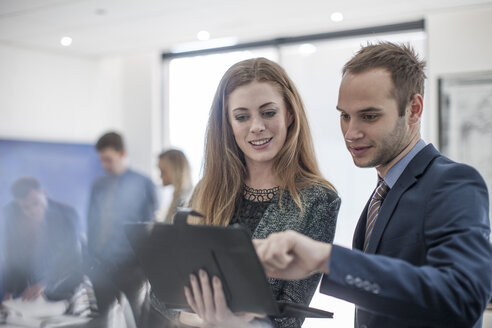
[1, 177, 82, 302]
[254, 42, 492, 327]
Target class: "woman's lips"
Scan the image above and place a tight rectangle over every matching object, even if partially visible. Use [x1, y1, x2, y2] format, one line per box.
[249, 137, 272, 149]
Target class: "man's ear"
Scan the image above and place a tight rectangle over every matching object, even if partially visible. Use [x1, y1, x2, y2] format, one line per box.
[408, 93, 423, 125]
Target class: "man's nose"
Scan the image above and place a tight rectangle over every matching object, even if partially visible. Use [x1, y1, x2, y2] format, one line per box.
[344, 120, 363, 142]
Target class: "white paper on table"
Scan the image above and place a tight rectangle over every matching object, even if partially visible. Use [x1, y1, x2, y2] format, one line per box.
[3, 296, 68, 318]
[2, 296, 91, 327]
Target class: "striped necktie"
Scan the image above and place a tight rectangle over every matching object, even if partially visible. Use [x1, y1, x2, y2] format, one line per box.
[364, 178, 390, 252]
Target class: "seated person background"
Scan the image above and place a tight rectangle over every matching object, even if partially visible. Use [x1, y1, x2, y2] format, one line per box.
[1, 177, 83, 302]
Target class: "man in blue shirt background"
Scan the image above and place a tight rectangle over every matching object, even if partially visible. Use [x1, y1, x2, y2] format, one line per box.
[86, 131, 158, 325]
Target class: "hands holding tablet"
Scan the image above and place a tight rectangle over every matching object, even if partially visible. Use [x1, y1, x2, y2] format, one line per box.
[181, 269, 267, 328]
[178, 230, 333, 327]
[253, 230, 332, 280]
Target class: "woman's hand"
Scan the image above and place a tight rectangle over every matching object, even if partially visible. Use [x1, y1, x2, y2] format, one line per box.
[183, 269, 264, 328]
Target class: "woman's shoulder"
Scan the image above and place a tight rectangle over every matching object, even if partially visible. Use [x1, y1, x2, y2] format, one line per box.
[299, 183, 339, 203]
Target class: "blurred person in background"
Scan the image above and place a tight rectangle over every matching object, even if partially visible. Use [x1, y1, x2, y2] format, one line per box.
[156, 148, 193, 223]
[86, 131, 158, 325]
[1, 177, 83, 302]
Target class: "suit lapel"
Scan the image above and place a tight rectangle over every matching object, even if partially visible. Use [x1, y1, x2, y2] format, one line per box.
[364, 144, 441, 254]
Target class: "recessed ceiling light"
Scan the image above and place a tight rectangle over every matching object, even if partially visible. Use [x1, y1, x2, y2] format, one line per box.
[60, 36, 72, 46]
[330, 12, 344, 22]
[299, 43, 317, 56]
[95, 8, 107, 16]
[171, 37, 238, 53]
[197, 30, 210, 41]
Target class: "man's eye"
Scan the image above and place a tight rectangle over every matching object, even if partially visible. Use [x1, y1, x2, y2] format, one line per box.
[363, 114, 378, 120]
[340, 113, 350, 120]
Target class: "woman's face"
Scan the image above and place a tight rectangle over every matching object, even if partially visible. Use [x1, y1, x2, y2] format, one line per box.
[158, 158, 173, 186]
[227, 81, 292, 170]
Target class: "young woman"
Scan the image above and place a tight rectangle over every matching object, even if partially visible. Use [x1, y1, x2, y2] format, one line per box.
[157, 148, 193, 223]
[181, 57, 340, 328]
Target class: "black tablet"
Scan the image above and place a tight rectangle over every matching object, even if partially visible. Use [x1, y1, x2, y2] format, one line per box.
[125, 208, 333, 318]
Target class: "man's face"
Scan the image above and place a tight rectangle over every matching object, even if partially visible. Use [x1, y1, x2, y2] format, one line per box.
[337, 68, 412, 175]
[98, 147, 126, 175]
[17, 189, 48, 223]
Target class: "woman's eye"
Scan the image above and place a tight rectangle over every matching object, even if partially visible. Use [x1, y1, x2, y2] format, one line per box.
[235, 115, 248, 121]
[263, 110, 277, 118]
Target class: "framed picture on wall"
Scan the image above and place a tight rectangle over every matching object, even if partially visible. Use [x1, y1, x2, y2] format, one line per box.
[438, 71, 492, 221]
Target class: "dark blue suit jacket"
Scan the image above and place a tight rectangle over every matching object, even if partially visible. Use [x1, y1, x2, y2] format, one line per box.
[321, 144, 492, 327]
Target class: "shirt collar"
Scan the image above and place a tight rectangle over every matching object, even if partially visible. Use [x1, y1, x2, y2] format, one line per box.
[382, 139, 426, 188]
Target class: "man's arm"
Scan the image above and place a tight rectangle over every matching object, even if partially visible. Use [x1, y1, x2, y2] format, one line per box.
[256, 164, 492, 327]
[253, 230, 332, 279]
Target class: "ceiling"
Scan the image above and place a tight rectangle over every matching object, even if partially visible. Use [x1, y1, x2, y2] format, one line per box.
[1, 0, 492, 58]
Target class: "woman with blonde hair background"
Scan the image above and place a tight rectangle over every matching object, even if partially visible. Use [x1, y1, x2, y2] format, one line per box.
[179, 57, 340, 328]
[157, 148, 192, 223]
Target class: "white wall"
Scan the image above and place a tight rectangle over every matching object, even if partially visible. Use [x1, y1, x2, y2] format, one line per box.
[0, 44, 162, 179]
[426, 5, 492, 245]
[425, 5, 492, 144]
[0, 44, 117, 142]
[101, 52, 163, 177]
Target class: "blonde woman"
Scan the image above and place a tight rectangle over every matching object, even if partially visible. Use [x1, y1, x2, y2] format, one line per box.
[157, 149, 192, 223]
[179, 57, 340, 328]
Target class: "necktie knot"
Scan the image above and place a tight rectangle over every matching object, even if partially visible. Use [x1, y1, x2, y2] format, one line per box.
[373, 179, 389, 201]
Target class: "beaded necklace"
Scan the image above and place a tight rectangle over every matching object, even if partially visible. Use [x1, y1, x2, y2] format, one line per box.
[243, 184, 280, 202]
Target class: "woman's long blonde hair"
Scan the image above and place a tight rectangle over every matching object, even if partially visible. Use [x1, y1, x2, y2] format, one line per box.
[159, 149, 192, 223]
[190, 57, 336, 226]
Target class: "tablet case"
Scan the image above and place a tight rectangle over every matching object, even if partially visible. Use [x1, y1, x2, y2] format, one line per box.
[125, 208, 333, 319]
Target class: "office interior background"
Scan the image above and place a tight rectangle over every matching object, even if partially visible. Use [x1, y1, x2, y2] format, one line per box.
[1, 0, 492, 327]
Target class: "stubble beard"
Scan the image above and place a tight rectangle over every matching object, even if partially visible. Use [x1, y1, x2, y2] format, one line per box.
[353, 117, 408, 169]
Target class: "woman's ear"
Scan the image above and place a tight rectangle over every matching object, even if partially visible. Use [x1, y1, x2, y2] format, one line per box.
[287, 110, 294, 127]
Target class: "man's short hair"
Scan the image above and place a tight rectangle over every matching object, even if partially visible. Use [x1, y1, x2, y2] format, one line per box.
[11, 177, 42, 199]
[96, 131, 125, 152]
[342, 41, 426, 116]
